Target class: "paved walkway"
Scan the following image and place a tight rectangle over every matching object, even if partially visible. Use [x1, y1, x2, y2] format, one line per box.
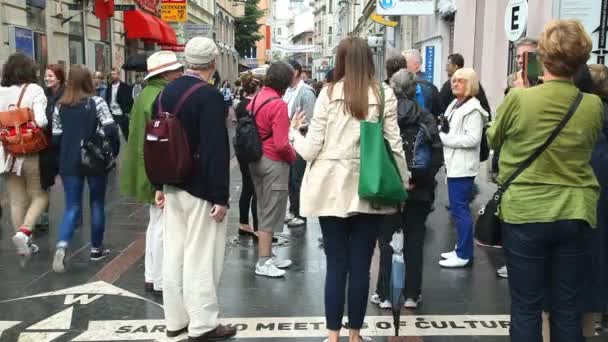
[0, 157, 604, 341]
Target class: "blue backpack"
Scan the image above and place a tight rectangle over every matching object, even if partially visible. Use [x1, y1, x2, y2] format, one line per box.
[415, 84, 426, 109]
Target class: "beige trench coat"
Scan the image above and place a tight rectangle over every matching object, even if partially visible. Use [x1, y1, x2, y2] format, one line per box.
[290, 81, 409, 218]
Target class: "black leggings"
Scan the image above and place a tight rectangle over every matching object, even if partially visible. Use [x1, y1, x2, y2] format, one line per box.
[238, 158, 258, 231]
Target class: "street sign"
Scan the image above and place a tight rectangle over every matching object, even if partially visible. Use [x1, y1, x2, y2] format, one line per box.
[504, 0, 528, 42]
[424, 46, 435, 84]
[161, 0, 187, 22]
[376, 0, 435, 16]
[183, 23, 213, 39]
[114, 5, 136, 11]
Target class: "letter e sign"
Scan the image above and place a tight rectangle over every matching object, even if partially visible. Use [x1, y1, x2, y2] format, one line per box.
[504, 0, 529, 42]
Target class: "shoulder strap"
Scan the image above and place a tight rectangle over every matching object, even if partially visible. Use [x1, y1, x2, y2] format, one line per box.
[378, 84, 385, 123]
[157, 81, 207, 116]
[500, 92, 583, 192]
[253, 96, 280, 117]
[175, 82, 207, 115]
[16, 84, 29, 108]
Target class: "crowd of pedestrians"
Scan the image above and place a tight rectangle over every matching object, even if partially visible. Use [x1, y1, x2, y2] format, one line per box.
[0, 17, 606, 342]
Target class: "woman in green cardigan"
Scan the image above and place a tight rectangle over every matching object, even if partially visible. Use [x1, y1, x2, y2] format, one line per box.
[120, 51, 183, 296]
[487, 20, 604, 342]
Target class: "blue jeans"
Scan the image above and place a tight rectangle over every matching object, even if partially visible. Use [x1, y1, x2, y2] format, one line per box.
[447, 177, 475, 259]
[57, 175, 107, 249]
[319, 214, 381, 331]
[503, 220, 591, 342]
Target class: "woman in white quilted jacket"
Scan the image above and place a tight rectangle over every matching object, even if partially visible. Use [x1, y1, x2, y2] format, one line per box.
[438, 67, 489, 268]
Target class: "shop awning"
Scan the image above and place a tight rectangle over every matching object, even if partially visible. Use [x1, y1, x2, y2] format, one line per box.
[123, 10, 177, 46]
[154, 17, 178, 46]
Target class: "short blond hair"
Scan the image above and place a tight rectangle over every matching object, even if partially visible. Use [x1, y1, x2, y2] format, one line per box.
[538, 20, 592, 78]
[452, 68, 479, 97]
[589, 64, 608, 99]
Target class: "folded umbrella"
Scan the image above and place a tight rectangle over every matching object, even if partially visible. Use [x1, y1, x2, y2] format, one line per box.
[390, 252, 405, 336]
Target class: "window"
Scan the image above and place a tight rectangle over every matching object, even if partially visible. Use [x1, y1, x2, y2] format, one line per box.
[278, 28, 282, 36]
[329, 0, 333, 13]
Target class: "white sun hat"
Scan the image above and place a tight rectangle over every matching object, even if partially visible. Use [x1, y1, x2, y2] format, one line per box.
[144, 51, 183, 81]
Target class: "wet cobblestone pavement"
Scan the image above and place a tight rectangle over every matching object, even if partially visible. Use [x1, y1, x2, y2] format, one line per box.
[0, 158, 605, 342]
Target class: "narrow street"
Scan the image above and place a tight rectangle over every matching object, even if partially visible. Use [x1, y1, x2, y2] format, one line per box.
[3, 154, 598, 342]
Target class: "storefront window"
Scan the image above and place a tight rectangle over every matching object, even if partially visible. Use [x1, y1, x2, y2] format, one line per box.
[26, 6, 45, 32]
[34, 33, 48, 84]
[68, 12, 85, 65]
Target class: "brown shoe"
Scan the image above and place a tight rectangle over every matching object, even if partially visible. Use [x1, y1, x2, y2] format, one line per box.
[188, 324, 237, 341]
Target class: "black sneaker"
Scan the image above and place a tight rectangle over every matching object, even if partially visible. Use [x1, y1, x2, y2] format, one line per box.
[90, 247, 110, 261]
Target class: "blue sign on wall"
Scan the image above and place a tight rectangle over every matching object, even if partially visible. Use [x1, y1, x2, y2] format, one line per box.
[14, 27, 34, 59]
[424, 46, 435, 84]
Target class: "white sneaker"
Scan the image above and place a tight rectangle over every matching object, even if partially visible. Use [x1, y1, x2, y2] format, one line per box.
[255, 259, 286, 278]
[272, 258, 292, 269]
[323, 337, 373, 342]
[370, 293, 381, 305]
[439, 256, 471, 268]
[440, 250, 457, 260]
[379, 300, 392, 309]
[29, 243, 40, 254]
[497, 265, 508, 278]
[12, 231, 31, 257]
[284, 213, 295, 223]
[53, 248, 66, 273]
[287, 217, 306, 227]
[404, 295, 422, 309]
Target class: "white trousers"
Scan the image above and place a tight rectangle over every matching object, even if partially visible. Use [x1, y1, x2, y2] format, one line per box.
[163, 186, 227, 337]
[145, 205, 164, 291]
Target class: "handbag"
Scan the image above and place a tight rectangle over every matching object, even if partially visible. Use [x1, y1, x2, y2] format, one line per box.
[79, 98, 116, 176]
[0, 84, 48, 155]
[359, 85, 408, 205]
[475, 92, 584, 246]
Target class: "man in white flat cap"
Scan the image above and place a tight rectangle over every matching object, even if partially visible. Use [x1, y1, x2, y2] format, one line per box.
[153, 37, 236, 341]
[120, 51, 183, 297]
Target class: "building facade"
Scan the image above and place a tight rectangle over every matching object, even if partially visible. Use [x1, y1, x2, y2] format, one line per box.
[413, 0, 606, 111]
[0, 0, 126, 81]
[215, 0, 244, 83]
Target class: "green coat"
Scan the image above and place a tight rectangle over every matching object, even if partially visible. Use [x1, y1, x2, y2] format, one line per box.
[120, 77, 168, 203]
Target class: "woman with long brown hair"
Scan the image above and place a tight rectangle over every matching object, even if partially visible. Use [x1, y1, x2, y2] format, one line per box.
[0, 52, 49, 261]
[51, 65, 119, 273]
[290, 37, 408, 342]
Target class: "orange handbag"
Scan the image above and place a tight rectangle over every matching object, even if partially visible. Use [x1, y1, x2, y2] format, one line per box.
[0, 84, 48, 155]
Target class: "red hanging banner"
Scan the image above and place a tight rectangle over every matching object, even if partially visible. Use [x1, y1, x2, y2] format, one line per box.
[94, 0, 115, 20]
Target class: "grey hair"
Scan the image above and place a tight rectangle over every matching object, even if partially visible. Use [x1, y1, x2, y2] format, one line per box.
[186, 60, 215, 71]
[402, 49, 422, 64]
[515, 37, 538, 48]
[390, 69, 418, 99]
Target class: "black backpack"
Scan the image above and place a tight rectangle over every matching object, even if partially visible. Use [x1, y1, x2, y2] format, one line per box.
[233, 95, 279, 164]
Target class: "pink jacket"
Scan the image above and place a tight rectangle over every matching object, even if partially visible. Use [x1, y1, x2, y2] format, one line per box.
[248, 86, 296, 164]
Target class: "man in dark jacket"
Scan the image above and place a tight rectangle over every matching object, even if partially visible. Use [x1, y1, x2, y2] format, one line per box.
[106, 68, 133, 141]
[403, 49, 442, 117]
[152, 37, 236, 342]
[439, 53, 491, 115]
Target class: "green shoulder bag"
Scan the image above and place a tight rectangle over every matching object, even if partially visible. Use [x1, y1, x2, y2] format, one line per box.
[358, 85, 408, 205]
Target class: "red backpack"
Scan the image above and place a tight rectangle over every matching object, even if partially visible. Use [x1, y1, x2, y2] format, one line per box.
[144, 82, 206, 185]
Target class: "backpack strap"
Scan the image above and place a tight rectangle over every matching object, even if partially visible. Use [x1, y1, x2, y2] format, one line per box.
[157, 81, 208, 116]
[16, 84, 29, 108]
[253, 96, 280, 117]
